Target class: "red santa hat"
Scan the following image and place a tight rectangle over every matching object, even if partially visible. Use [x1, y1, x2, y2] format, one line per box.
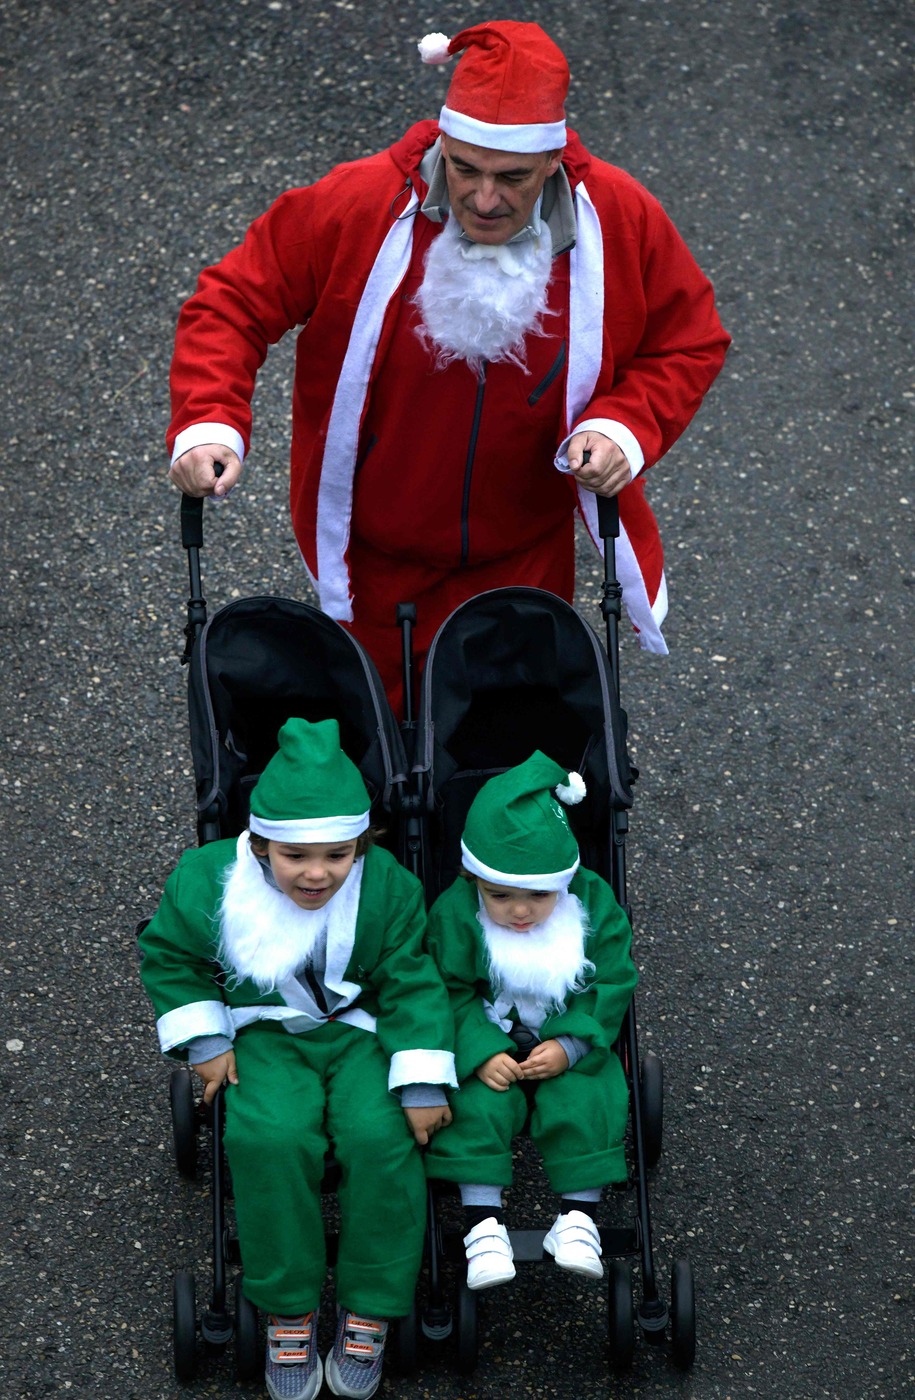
[418, 21, 568, 153]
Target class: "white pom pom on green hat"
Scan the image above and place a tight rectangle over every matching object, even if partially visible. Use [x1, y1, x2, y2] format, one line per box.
[461, 750, 585, 891]
[248, 717, 370, 844]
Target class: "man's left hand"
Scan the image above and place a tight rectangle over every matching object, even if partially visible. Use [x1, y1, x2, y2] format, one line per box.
[566, 431, 631, 497]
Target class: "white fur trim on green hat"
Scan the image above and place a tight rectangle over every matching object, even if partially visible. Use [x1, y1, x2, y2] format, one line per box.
[248, 812, 369, 843]
[460, 839, 579, 891]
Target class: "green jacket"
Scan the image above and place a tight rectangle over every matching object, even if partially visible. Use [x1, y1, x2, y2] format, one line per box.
[139, 836, 456, 1087]
[426, 869, 637, 1084]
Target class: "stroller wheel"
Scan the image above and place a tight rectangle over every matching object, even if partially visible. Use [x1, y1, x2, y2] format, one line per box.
[640, 1051, 664, 1169]
[607, 1259, 635, 1371]
[169, 1068, 198, 1180]
[670, 1258, 696, 1369]
[234, 1274, 260, 1381]
[172, 1271, 198, 1381]
[390, 1298, 419, 1375]
[455, 1280, 479, 1375]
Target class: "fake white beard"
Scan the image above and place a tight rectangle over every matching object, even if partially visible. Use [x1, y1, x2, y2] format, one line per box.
[414, 213, 555, 374]
[217, 838, 348, 994]
[477, 890, 595, 1016]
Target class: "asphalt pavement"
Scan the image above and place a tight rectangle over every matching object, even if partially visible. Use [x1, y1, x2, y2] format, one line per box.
[1, 2, 912, 1398]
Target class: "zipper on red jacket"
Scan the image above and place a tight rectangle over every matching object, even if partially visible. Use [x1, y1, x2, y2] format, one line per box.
[528, 340, 567, 406]
[460, 362, 488, 567]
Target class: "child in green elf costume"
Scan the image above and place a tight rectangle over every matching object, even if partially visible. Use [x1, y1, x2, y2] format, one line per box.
[424, 752, 638, 1289]
[139, 718, 456, 1400]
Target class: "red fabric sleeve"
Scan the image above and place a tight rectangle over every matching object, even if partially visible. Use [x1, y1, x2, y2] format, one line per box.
[581, 165, 731, 469]
[166, 187, 322, 455]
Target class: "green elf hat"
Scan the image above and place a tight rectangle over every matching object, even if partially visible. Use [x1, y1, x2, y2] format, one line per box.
[248, 717, 371, 843]
[461, 750, 587, 891]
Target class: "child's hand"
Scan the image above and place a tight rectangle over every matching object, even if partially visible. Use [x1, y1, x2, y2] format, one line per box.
[475, 1052, 525, 1091]
[192, 1050, 239, 1104]
[519, 1040, 569, 1081]
[404, 1104, 453, 1146]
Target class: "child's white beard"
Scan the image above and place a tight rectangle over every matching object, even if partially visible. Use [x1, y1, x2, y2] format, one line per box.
[477, 891, 594, 1016]
[415, 213, 555, 374]
[217, 838, 358, 993]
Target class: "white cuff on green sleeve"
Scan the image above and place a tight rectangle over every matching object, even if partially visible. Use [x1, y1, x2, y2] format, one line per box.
[388, 1049, 458, 1092]
[157, 1000, 235, 1053]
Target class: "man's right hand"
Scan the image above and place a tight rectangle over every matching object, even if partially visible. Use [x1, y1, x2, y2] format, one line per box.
[168, 444, 243, 498]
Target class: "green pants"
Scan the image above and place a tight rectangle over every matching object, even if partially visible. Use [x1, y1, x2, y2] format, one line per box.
[425, 1054, 629, 1195]
[223, 1020, 426, 1318]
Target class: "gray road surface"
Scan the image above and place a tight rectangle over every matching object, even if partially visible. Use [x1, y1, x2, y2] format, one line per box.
[1, 2, 912, 1397]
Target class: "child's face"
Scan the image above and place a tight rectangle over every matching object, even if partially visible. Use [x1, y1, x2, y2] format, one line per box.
[267, 839, 358, 910]
[476, 879, 559, 932]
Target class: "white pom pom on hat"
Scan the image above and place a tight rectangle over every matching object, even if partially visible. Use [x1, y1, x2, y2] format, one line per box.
[555, 771, 587, 806]
[418, 33, 454, 65]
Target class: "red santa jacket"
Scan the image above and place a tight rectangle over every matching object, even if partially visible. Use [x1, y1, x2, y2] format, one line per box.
[168, 121, 730, 650]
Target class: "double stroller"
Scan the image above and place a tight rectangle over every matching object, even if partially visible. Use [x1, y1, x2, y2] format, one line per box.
[157, 490, 696, 1384]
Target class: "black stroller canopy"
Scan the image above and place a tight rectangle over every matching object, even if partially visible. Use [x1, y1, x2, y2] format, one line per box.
[187, 596, 406, 843]
[415, 588, 635, 896]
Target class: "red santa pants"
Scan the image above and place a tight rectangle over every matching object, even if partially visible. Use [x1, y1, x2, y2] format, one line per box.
[344, 520, 575, 717]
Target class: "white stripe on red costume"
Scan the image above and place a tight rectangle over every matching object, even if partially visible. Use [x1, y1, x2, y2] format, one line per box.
[314, 190, 420, 619]
[568, 183, 668, 654]
[311, 180, 667, 650]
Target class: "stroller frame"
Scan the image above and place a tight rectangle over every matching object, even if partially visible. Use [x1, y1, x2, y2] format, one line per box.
[409, 496, 692, 1372]
[160, 489, 696, 1383]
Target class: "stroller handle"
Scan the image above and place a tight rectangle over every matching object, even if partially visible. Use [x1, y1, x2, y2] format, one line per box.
[179, 465, 224, 661]
[180, 462, 225, 550]
[578, 451, 623, 704]
[596, 492, 620, 541]
[180, 493, 204, 550]
[578, 450, 620, 541]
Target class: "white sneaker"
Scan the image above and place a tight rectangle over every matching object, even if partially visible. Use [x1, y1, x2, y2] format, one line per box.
[543, 1210, 604, 1279]
[463, 1217, 516, 1290]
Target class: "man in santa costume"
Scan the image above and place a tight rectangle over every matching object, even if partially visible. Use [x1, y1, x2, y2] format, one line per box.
[167, 21, 730, 709]
[423, 750, 638, 1288]
[139, 717, 456, 1400]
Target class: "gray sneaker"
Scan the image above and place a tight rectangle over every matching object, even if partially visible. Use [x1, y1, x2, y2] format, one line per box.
[324, 1307, 388, 1399]
[265, 1310, 323, 1400]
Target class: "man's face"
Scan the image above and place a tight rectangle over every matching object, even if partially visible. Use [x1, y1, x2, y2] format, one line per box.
[441, 135, 561, 245]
